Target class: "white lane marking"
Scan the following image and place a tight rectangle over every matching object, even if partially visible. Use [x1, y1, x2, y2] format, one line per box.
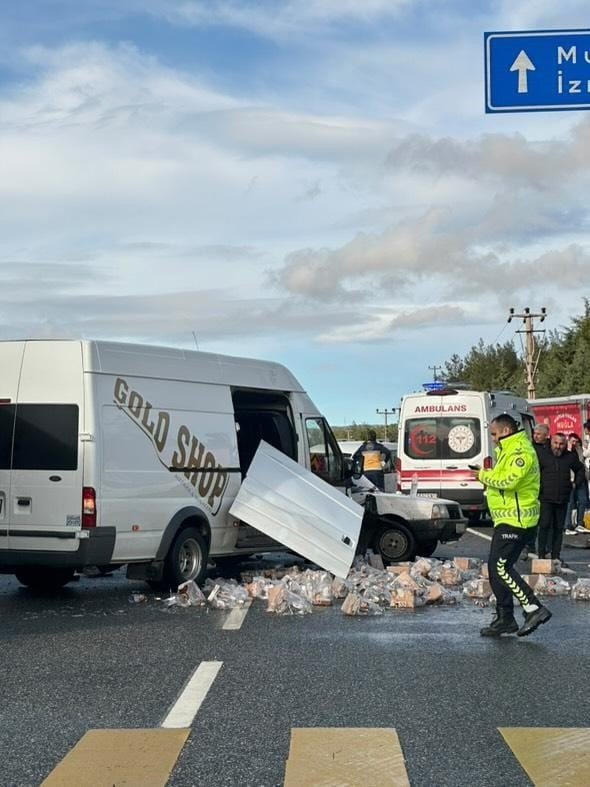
[161, 661, 222, 729]
[466, 527, 492, 542]
[222, 600, 252, 630]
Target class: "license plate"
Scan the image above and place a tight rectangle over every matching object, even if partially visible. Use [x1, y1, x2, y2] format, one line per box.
[456, 522, 467, 533]
[417, 493, 438, 498]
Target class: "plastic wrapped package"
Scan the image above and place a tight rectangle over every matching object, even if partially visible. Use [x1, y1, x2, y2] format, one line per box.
[177, 580, 207, 607]
[534, 575, 571, 596]
[341, 592, 383, 616]
[411, 558, 440, 577]
[453, 557, 482, 572]
[310, 571, 334, 606]
[424, 582, 445, 605]
[460, 569, 481, 583]
[439, 563, 463, 587]
[440, 588, 462, 605]
[160, 580, 207, 608]
[266, 585, 312, 615]
[571, 578, 590, 600]
[245, 576, 276, 599]
[332, 577, 351, 599]
[390, 587, 425, 609]
[462, 579, 492, 599]
[392, 572, 421, 592]
[206, 579, 250, 609]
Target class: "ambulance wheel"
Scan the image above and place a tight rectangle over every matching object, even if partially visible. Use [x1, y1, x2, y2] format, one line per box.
[15, 567, 75, 590]
[416, 540, 438, 558]
[374, 520, 416, 564]
[163, 527, 208, 588]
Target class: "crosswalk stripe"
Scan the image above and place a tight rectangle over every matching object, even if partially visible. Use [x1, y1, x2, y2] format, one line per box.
[161, 660, 222, 728]
[284, 728, 410, 786]
[499, 727, 590, 786]
[40, 728, 190, 787]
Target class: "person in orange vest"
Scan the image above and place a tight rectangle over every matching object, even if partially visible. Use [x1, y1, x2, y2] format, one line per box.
[352, 430, 392, 491]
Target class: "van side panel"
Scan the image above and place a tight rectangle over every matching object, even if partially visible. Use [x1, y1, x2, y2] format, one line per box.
[9, 341, 85, 553]
[95, 371, 242, 562]
[0, 342, 26, 550]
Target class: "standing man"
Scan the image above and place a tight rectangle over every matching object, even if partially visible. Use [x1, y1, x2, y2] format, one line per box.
[532, 423, 550, 456]
[474, 414, 551, 638]
[352, 429, 392, 491]
[521, 423, 551, 557]
[537, 433, 586, 561]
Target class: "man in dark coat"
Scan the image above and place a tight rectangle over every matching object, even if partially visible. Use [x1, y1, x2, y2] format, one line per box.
[522, 423, 551, 557]
[537, 432, 586, 561]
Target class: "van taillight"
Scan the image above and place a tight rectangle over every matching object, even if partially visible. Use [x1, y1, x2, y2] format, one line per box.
[82, 487, 96, 528]
[483, 456, 493, 470]
[394, 457, 401, 491]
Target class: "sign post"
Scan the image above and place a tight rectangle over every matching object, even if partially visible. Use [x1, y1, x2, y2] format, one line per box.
[485, 29, 590, 113]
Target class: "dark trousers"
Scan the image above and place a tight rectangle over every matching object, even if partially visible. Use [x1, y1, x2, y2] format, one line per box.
[364, 470, 385, 491]
[489, 524, 539, 614]
[538, 501, 567, 559]
[524, 524, 538, 553]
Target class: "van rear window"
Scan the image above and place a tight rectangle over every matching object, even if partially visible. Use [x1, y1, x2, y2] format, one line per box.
[404, 417, 481, 460]
[2, 404, 79, 471]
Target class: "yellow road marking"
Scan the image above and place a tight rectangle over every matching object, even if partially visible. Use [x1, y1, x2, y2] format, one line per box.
[284, 727, 410, 786]
[41, 728, 190, 787]
[499, 727, 590, 786]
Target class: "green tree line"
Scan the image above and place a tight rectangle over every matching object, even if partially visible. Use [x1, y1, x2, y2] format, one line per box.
[441, 301, 590, 396]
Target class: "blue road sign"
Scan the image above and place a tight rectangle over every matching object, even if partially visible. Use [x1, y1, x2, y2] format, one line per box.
[485, 29, 590, 113]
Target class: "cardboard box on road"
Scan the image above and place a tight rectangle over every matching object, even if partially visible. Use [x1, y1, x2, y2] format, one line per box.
[530, 559, 554, 575]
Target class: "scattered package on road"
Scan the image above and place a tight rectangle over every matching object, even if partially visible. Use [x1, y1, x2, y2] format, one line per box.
[136, 554, 590, 615]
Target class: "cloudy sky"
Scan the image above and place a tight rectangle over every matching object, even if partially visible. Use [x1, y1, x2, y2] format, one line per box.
[1, 1, 589, 425]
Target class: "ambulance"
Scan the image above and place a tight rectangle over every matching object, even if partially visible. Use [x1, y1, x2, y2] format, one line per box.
[397, 387, 534, 520]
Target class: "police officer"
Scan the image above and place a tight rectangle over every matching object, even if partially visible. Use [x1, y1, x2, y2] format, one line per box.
[352, 430, 392, 491]
[474, 414, 551, 638]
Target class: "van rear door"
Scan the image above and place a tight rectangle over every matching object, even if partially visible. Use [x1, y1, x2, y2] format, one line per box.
[9, 342, 84, 554]
[230, 441, 362, 578]
[0, 342, 25, 551]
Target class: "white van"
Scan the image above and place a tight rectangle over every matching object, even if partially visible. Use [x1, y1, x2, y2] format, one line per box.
[0, 339, 349, 589]
[397, 387, 534, 520]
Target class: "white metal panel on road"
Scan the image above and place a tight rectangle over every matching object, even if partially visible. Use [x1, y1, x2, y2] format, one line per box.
[229, 441, 363, 578]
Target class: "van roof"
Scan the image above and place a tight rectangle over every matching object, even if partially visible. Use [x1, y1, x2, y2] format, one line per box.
[4, 339, 306, 393]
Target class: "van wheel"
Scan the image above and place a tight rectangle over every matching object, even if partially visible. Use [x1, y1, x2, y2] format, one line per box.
[374, 521, 416, 564]
[416, 540, 438, 558]
[15, 567, 75, 590]
[163, 527, 208, 588]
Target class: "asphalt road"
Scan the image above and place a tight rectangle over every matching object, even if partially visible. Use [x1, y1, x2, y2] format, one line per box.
[1, 531, 589, 787]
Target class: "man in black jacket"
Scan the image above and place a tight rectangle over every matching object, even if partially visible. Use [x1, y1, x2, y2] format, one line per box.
[537, 432, 586, 561]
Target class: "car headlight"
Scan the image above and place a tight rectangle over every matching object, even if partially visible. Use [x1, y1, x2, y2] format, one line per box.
[432, 503, 449, 519]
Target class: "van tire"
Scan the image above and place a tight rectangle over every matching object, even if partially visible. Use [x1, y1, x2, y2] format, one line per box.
[373, 520, 416, 564]
[162, 527, 208, 588]
[15, 567, 75, 590]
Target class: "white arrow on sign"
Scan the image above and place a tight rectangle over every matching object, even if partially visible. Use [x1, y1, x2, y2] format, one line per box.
[510, 49, 535, 94]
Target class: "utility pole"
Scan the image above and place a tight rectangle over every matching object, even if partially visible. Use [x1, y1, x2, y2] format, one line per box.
[428, 364, 442, 381]
[508, 307, 547, 399]
[376, 408, 396, 441]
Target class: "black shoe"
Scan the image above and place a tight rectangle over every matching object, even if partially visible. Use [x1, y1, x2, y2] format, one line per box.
[517, 606, 552, 637]
[480, 612, 519, 637]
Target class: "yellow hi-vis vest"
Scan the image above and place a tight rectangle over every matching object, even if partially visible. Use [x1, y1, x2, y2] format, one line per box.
[478, 430, 540, 529]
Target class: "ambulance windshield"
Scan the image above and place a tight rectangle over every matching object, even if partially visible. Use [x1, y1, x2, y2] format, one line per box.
[404, 417, 481, 460]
